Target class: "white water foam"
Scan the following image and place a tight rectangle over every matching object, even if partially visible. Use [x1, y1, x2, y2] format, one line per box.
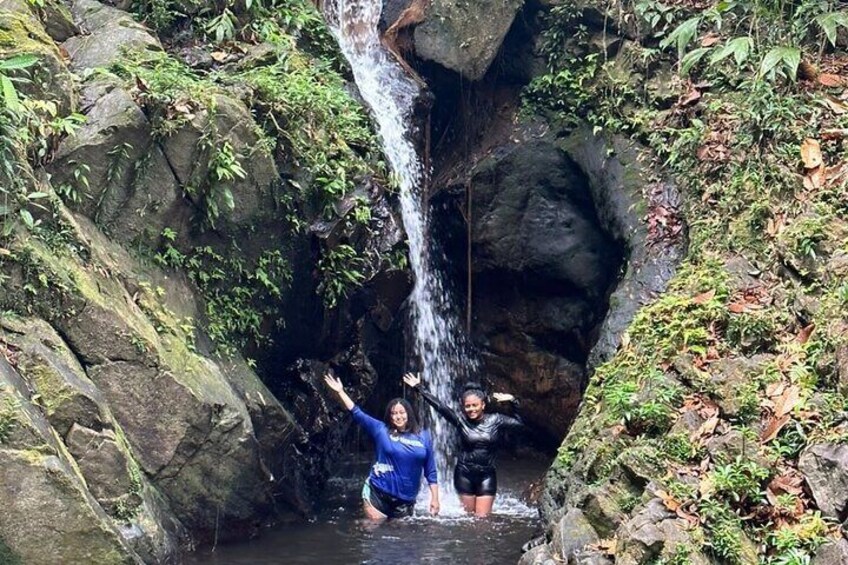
[322, 0, 471, 514]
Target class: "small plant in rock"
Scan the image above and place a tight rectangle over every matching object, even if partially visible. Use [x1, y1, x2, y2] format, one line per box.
[709, 458, 770, 505]
[317, 244, 367, 309]
[699, 498, 745, 563]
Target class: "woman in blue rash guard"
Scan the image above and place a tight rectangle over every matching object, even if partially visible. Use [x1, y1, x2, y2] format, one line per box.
[403, 372, 522, 517]
[323, 373, 440, 520]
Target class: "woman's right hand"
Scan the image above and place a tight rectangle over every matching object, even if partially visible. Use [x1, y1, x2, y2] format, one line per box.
[402, 372, 421, 388]
[324, 373, 344, 393]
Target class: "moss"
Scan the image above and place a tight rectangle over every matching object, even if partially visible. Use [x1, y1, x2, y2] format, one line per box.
[0, 538, 22, 565]
[23, 361, 74, 416]
[0, 10, 56, 58]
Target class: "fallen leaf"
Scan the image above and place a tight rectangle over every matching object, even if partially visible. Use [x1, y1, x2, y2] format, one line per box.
[774, 385, 801, 418]
[0, 248, 10, 257]
[656, 489, 681, 512]
[728, 302, 747, 313]
[211, 51, 229, 62]
[801, 138, 823, 169]
[700, 33, 720, 47]
[766, 381, 785, 399]
[693, 289, 716, 304]
[818, 73, 844, 87]
[680, 88, 702, 106]
[760, 414, 791, 443]
[822, 95, 848, 115]
[797, 323, 815, 344]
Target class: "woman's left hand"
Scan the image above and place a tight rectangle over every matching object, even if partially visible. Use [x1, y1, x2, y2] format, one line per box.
[402, 372, 421, 388]
[492, 392, 515, 402]
[430, 499, 440, 516]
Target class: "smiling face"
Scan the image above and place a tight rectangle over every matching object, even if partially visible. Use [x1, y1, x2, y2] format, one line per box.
[463, 393, 486, 421]
[389, 402, 409, 432]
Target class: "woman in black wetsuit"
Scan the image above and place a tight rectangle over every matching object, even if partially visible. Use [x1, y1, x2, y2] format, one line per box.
[402, 372, 522, 517]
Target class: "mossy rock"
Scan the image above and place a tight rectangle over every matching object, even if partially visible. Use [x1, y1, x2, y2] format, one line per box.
[0, 0, 76, 113]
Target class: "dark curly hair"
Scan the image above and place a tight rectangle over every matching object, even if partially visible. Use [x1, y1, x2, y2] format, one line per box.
[384, 397, 420, 433]
[461, 381, 487, 403]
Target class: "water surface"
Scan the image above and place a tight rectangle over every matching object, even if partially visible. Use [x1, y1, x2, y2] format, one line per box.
[187, 455, 547, 564]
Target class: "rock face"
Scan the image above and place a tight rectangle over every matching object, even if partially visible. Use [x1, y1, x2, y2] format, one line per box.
[0, 357, 144, 564]
[798, 443, 848, 519]
[414, 0, 525, 80]
[466, 139, 622, 440]
[63, 0, 161, 71]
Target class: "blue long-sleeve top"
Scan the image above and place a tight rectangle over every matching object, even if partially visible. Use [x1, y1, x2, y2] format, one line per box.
[351, 405, 438, 502]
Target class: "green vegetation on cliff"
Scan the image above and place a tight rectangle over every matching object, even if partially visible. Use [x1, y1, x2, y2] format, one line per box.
[530, 0, 848, 562]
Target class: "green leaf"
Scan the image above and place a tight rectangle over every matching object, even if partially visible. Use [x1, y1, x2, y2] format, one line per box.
[0, 54, 38, 71]
[19, 209, 34, 229]
[661, 16, 701, 61]
[710, 36, 753, 66]
[759, 46, 801, 81]
[0, 75, 21, 111]
[815, 12, 848, 47]
[681, 47, 711, 75]
[26, 191, 49, 200]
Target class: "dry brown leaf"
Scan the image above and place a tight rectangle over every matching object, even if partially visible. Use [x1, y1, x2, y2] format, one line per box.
[797, 323, 815, 344]
[819, 73, 845, 87]
[700, 33, 720, 47]
[211, 51, 229, 62]
[760, 414, 791, 443]
[774, 385, 801, 418]
[0, 248, 10, 257]
[801, 138, 824, 169]
[694, 415, 719, 442]
[766, 383, 785, 399]
[728, 302, 747, 313]
[680, 88, 702, 106]
[693, 289, 716, 304]
[656, 489, 682, 512]
[823, 95, 848, 115]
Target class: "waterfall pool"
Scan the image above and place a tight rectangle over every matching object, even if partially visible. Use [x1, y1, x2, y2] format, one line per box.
[186, 455, 548, 564]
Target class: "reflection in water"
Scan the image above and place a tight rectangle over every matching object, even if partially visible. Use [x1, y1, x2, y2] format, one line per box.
[186, 457, 547, 564]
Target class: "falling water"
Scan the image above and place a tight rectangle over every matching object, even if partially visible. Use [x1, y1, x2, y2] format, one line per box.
[322, 0, 469, 511]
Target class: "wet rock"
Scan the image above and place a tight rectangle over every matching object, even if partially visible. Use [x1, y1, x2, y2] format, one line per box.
[798, 443, 848, 519]
[551, 507, 600, 561]
[0, 315, 186, 562]
[414, 0, 524, 80]
[518, 543, 558, 565]
[561, 128, 686, 369]
[0, 211, 304, 542]
[468, 139, 621, 441]
[63, 0, 161, 71]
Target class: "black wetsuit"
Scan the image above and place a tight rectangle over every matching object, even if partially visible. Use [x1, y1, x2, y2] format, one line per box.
[418, 390, 522, 496]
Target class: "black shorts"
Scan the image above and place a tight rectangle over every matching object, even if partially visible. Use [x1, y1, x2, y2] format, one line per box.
[362, 480, 415, 518]
[454, 464, 497, 496]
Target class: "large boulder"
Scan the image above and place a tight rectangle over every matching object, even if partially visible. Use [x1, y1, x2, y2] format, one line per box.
[0, 208, 305, 542]
[0, 0, 76, 113]
[0, 316, 186, 563]
[0, 358, 143, 564]
[467, 139, 621, 441]
[63, 0, 161, 71]
[46, 85, 189, 247]
[414, 0, 525, 80]
[798, 443, 848, 519]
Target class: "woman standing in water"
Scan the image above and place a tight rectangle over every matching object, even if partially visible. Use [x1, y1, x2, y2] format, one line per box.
[402, 373, 522, 517]
[323, 373, 440, 520]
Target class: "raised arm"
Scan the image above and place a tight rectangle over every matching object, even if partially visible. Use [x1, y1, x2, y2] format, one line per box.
[492, 392, 523, 430]
[402, 372, 462, 428]
[324, 373, 383, 437]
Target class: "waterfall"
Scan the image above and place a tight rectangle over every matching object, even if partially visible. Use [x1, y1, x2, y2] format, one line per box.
[322, 0, 469, 512]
